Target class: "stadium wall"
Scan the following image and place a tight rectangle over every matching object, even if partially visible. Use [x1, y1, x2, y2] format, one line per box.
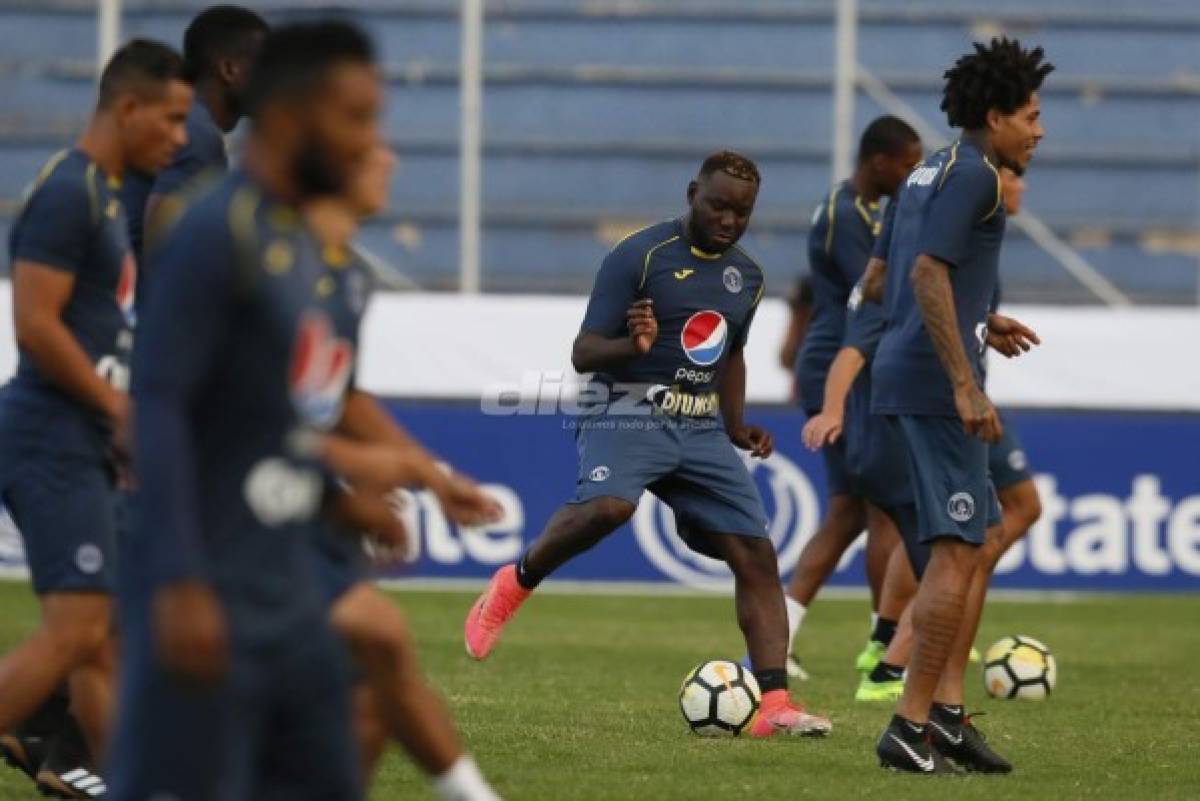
[0, 286, 1197, 591]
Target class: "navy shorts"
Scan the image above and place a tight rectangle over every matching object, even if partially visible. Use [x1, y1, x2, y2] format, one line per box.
[805, 408, 854, 497]
[895, 415, 1002, 546]
[571, 415, 768, 559]
[0, 447, 117, 594]
[315, 529, 368, 605]
[989, 412, 1033, 492]
[109, 600, 360, 801]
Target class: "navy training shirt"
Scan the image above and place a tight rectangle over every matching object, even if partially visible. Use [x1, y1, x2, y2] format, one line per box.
[131, 170, 363, 644]
[1, 149, 136, 459]
[578, 218, 764, 418]
[119, 168, 154, 265]
[871, 138, 1005, 416]
[794, 180, 881, 412]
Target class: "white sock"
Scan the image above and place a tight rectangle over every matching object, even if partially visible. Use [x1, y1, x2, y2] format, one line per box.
[870, 611, 879, 633]
[785, 595, 806, 650]
[433, 756, 500, 801]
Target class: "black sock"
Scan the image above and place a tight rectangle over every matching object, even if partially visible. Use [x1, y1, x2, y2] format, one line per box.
[871, 617, 898, 646]
[515, 552, 544, 590]
[891, 714, 925, 742]
[754, 667, 788, 694]
[869, 660, 905, 683]
[931, 702, 965, 725]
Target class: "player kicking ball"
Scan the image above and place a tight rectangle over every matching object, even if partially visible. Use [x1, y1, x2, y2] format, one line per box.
[464, 152, 830, 737]
[862, 38, 1051, 773]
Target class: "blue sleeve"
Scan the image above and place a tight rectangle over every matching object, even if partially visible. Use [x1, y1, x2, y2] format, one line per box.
[872, 198, 897, 261]
[916, 162, 999, 270]
[829, 201, 874, 285]
[579, 244, 642, 336]
[731, 290, 761, 351]
[843, 285, 887, 359]
[152, 131, 225, 197]
[10, 177, 92, 273]
[131, 208, 235, 587]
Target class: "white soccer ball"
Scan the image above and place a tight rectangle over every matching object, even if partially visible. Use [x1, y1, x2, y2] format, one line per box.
[983, 636, 1057, 700]
[678, 659, 761, 736]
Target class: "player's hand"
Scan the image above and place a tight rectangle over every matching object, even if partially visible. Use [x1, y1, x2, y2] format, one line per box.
[329, 487, 409, 550]
[730, 424, 774, 459]
[953, 384, 1003, 443]
[153, 580, 228, 686]
[986, 314, 1040, 358]
[429, 471, 504, 527]
[626, 299, 658, 355]
[802, 412, 844, 450]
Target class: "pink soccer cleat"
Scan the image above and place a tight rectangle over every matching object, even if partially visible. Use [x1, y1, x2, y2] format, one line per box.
[749, 690, 832, 738]
[464, 564, 531, 660]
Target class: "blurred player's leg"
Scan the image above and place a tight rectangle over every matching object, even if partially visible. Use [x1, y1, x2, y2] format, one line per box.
[334, 583, 499, 799]
[858, 548, 916, 701]
[854, 504, 904, 675]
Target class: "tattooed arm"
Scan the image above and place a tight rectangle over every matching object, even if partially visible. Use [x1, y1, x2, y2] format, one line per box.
[910, 254, 1002, 442]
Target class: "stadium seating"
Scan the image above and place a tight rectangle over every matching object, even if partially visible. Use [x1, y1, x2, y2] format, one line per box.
[1, 0, 1197, 302]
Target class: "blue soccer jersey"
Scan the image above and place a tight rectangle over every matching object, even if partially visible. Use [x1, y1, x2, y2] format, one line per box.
[578, 218, 764, 418]
[151, 98, 227, 197]
[130, 170, 362, 641]
[1, 149, 136, 458]
[871, 138, 1005, 416]
[795, 181, 881, 412]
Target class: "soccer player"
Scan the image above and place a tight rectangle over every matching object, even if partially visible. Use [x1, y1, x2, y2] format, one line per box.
[865, 38, 1050, 773]
[0, 38, 190, 789]
[464, 151, 831, 737]
[131, 4, 268, 272]
[784, 116, 921, 677]
[300, 144, 502, 800]
[107, 21, 383, 800]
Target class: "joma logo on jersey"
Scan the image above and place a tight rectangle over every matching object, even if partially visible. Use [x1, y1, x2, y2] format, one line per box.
[907, 166, 940, 187]
[673, 269, 695, 280]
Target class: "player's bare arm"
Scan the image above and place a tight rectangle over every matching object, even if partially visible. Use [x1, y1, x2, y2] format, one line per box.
[911, 253, 1002, 442]
[339, 389, 502, 526]
[720, 347, 773, 458]
[153, 580, 229, 686]
[11, 262, 129, 429]
[802, 346, 866, 450]
[986, 312, 1041, 358]
[571, 299, 657, 372]
[861, 257, 888, 304]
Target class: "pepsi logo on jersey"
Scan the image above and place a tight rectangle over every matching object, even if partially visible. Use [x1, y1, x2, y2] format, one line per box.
[289, 310, 354, 429]
[680, 311, 727, 367]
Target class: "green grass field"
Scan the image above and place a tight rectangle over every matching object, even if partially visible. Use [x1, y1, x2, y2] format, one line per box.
[1, 582, 1198, 800]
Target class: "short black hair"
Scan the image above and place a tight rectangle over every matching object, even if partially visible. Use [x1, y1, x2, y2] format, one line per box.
[858, 115, 920, 161]
[244, 20, 375, 120]
[941, 37, 1054, 130]
[97, 39, 185, 109]
[698, 150, 761, 185]
[182, 5, 269, 83]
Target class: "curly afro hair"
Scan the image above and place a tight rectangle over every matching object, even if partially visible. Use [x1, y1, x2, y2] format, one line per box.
[941, 37, 1054, 130]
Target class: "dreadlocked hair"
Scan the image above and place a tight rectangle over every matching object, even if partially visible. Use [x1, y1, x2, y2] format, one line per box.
[941, 37, 1054, 130]
[698, 150, 761, 185]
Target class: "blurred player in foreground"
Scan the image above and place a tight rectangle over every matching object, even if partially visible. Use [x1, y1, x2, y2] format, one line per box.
[108, 21, 382, 800]
[0, 41, 190, 798]
[300, 143, 502, 799]
[464, 151, 831, 737]
[782, 116, 922, 680]
[864, 37, 1050, 773]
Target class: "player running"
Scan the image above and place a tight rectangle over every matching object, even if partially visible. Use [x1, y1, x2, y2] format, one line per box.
[0, 40, 190, 798]
[864, 37, 1051, 774]
[783, 116, 922, 679]
[107, 22, 383, 800]
[464, 151, 831, 737]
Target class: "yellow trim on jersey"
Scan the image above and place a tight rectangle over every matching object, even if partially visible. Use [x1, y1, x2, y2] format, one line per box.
[612, 222, 654, 249]
[689, 245, 722, 260]
[84, 163, 101, 224]
[229, 185, 261, 270]
[937, 140, 961, 190]
[639, 235, 680, 290]
[31, 150, 70, 192]
[853, 195, 874, 227]
[752, 281, 765, 306]
[980, 156, 1004, 222]
[824, 185, 841, 255]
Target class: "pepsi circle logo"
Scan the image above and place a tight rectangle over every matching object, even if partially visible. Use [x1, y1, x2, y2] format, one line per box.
[680, 311, 728, 366]
[290, 310, 354, 429]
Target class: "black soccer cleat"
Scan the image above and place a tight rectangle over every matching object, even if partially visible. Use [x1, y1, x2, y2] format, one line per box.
[35, 718, 106, 799]
[1, 731, 49, 782]
[928, 711, 1013, 774]
[876, 718, 958, 774]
